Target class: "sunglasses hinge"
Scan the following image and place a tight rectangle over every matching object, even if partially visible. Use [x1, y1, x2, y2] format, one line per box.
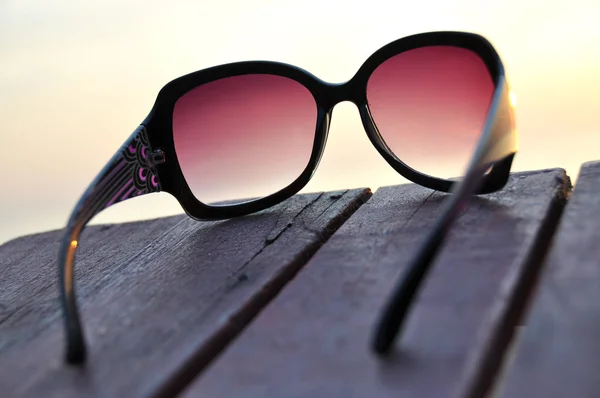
[148, 148, 166, 167]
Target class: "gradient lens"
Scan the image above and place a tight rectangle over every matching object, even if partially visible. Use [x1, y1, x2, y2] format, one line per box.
[172, 74, 317, 205]
[367, 46, 495, 179]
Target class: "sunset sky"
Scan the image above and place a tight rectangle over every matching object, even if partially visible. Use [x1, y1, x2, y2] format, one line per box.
[1, 0, 599, 244]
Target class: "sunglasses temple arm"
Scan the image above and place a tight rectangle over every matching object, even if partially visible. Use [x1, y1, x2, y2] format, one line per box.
[59, 125, 162, 364]
[371, 160, 490, 354]
[371, 77, 517, 355]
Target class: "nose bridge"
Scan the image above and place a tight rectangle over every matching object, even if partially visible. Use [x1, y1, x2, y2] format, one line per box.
[322, 78, 361, 109]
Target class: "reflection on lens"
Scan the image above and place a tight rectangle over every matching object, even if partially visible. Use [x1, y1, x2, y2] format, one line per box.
[367, 46, 494, 179]
[173, 74, 317, 205]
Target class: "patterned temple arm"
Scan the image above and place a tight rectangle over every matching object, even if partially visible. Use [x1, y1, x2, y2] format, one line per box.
[58, 125, 163, 363]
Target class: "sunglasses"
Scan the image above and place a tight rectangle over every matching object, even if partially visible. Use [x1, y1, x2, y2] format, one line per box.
[58, 31, 517, 364]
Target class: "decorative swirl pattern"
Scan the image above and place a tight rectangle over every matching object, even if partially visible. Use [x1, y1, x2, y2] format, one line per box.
[113, 126, 161, 204]
[71, 125, 162, 228]
[103, 125, 162, 208]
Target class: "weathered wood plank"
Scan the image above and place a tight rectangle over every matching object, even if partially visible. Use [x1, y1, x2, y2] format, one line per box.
[0, 215, 185, 353]
[182, 169, 569, 398]
[0, 188, 371, 398]
[496, 161, 600, 398]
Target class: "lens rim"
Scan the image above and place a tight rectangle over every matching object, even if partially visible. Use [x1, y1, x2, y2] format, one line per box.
[171, 73, 321, 206]
[142, 31, 516, 221]
[364, 45, 496, 180]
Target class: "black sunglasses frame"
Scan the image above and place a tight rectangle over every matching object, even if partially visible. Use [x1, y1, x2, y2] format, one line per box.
[59, 31, 517, 364]
[151, 31, 512, 220]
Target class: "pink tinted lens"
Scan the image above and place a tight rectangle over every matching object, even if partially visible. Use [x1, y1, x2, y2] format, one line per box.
[172, 74, 317, 205]
[367, 46, 495, 179]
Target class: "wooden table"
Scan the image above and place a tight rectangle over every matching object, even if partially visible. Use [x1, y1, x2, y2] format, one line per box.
[1, 163, 599, 398]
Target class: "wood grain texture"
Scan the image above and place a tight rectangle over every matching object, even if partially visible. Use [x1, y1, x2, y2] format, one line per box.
[0, 188, 371, 398]
[497, 162, 600, 398]
[182, 169, 569, 398]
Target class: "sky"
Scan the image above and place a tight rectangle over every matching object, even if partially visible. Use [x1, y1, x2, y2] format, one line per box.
[1, 0, 599, 244]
